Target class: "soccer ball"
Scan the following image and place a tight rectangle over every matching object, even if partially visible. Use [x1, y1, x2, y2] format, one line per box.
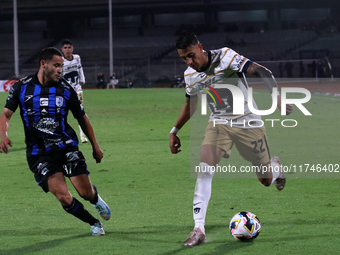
[229, 211, 261, 241]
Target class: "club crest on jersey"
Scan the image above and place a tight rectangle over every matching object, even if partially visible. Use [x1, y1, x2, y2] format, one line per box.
[194, 207, 201, 214]
[40, 98, 48, 106]
[56, 96, 63, 107]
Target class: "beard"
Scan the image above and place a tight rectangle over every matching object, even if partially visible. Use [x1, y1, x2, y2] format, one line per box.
[43, 68, 59, 86]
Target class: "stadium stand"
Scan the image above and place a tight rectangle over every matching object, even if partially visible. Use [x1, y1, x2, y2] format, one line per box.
[0, 26, 334, 85]
[0, 0, 339, 86]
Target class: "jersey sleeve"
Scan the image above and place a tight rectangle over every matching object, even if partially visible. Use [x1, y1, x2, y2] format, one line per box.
[184, 70, 200, 98]
[4, 81, 21, 112]
[78, 58, 86, 84]
[221, 48, 252, 73]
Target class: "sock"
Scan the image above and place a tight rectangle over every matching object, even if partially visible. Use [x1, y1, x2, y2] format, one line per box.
[63, 197, 98, 226]
[79, 125, 85, 138]
[193, 162, 215, 233]
[270, 159, 280, 184]
[90, 184, 99, 204]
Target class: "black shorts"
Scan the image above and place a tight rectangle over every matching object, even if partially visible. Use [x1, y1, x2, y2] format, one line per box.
[27, 148, 89, 193]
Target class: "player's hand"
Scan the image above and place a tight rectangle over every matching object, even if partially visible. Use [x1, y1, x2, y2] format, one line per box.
[93, 146, 103, 163]
[284, 104, 293, 115]
[277, 96, 293, 115]
[170, 133, 181, 154]
[0, 137, 13, 154]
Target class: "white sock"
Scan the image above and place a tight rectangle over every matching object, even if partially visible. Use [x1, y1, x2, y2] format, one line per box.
[79, 125, 85, 138]
[270, 159, 280, 184]
[194, 222, 205, 233]
[193, 162, 215, 233]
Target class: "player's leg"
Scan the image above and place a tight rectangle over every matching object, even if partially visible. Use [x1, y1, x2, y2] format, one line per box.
[184, 144, 225, 246]
[184, 122, 231, 246]
[231, 126, 286, 190]
[76, 86, 88, 143]
[47, 172, 102, 232]
[254, 161, 273, 186]
[270, 156, 286, 190]
[70, 174, 111, 221]
[194, 144, 225, 227]
[254, 157, 283, 189]
[65, 150, 111, 222]
[27, 153, 101, 234]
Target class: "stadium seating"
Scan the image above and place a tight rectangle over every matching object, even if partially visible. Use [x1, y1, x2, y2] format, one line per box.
[1, 23, 338, 84]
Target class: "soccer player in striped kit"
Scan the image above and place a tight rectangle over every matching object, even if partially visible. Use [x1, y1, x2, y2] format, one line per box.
[0, 47, 111, 235]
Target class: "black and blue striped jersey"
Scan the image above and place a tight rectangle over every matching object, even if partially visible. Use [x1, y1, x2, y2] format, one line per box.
[5, 73, 85, 155]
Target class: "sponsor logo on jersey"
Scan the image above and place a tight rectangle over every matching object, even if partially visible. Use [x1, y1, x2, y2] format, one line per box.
[41, 108, 48, 115]
[25, 109, 35, 116]
[40, 98, 49, 106]
[7, 86, 16, 100]
[64, 64, 79, 71]
[44, 138, 63, 148]
[33, 118, 59, 134]
[22, 77, 32, 84]
[25, 95, 33, 102]
[235, 55, 245, 69]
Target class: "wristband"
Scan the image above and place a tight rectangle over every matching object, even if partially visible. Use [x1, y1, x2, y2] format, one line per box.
[170, 127, 179, 134]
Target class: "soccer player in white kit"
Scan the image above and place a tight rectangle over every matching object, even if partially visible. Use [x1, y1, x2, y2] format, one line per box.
[169, 32, 293, 246]
[61, 39, 88, 143]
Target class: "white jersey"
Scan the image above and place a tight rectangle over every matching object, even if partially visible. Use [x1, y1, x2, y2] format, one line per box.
[184, 47, 261, 129]
[62, 54, 85, 91]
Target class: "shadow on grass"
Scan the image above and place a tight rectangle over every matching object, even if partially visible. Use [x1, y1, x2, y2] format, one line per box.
[102, 224, 253, 255]
[104, 222, 330, 255]
[7, 147, 26, 152]
[0, 233, 88, 255]
[0, 222, 329, 254]
[159, 241, 254, 255]
[0, 228, 86, 237]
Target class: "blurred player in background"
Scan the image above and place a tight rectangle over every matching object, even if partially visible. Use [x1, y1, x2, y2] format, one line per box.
[61, 39, 87, 143]
[169, 32, 293, 246]
[0, 47, 111, 235]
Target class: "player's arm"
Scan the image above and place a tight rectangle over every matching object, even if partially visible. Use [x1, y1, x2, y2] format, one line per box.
[78, 60, 85, 86]
[77, 114, 103, 163]
[68, 87, 102, 162]
[169, 95, 198, 154]
[0, 108, 14, 154]
[246, 62, 293, 115]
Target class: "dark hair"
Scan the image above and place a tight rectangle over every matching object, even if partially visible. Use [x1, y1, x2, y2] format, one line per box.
[39, 47, 62, 63]
[61, 39, 73, 46]
[175, 31, 200, 49]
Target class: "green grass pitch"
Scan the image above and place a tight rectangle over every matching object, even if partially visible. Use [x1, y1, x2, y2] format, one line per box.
[0, 88, 339, 255]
